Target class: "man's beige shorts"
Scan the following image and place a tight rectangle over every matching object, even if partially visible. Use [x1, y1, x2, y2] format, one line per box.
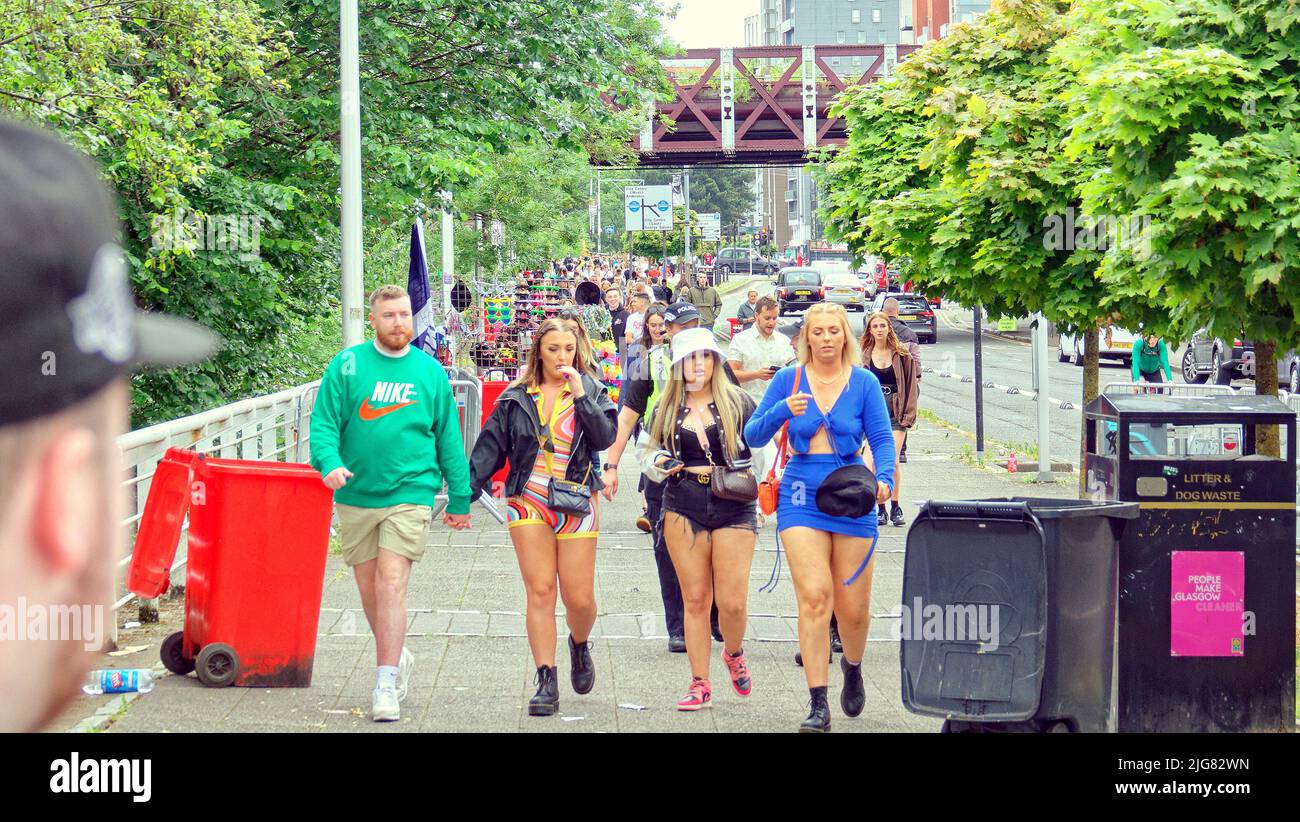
[334, 503, 432, 566]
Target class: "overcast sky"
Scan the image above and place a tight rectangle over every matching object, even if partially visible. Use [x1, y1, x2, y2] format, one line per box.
[658, 0, 755, 48]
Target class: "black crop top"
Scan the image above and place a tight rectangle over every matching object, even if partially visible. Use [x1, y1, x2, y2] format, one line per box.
[671, 404, 729, 468]
[867, 359, 896, 395]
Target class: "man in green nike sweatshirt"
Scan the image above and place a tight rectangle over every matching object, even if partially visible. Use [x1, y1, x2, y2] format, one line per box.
[311, 284, 472, 721]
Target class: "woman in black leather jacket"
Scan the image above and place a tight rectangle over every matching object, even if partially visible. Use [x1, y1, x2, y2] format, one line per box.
[468, 318, 617, 717]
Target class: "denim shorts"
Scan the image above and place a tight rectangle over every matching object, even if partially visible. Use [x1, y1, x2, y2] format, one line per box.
[661, 472, 758, 536]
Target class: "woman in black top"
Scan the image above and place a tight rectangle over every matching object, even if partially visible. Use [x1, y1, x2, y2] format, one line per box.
[646, 328, 758, 712]
[861, 311, 919, 527]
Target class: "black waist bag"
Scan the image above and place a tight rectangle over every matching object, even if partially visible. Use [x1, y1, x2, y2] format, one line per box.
[815, 463, 874, 519]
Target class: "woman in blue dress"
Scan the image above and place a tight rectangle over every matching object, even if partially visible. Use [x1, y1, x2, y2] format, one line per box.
[744, 303, 897, 733]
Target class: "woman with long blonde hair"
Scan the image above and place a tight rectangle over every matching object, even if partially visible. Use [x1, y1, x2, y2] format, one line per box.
[860, 311, 920, 527]
[645, 327, 760, 712]
[744, 303, 896, 732]
[469, 319, 617, 717]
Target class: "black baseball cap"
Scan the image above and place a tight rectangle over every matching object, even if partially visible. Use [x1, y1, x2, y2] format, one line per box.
[0, 119, 219, 426]
[664, 302, 700, 326]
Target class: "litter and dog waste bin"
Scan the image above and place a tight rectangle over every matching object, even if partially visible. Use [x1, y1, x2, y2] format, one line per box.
[127, 447, 334, 687]
[900, 498, 1137, 732]
[1084, 393, 1297, 732]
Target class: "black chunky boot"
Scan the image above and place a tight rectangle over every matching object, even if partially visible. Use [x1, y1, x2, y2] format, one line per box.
[830, 617, 843, 654]
[528, 665, 559, 716]
[568, 634, 595, 695]
[799, 686, 831, 733]
[841, 656, 865, 717]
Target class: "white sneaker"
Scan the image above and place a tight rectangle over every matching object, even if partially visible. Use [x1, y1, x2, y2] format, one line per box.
[396, 647, 414, 702]
[372, 686, 400, 722]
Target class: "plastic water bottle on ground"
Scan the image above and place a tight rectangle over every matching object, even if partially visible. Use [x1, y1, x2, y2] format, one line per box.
[83, 669, 155, 695]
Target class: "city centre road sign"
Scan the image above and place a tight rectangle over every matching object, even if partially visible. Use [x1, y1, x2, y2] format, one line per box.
[625, 185, 673, 232]
[700, 212, 721, 241]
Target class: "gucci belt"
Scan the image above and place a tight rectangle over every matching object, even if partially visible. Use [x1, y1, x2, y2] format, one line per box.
[694, 472, 711, 485]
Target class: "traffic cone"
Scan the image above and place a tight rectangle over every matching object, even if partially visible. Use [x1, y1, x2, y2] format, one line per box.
[1007, 452, 1018, 473]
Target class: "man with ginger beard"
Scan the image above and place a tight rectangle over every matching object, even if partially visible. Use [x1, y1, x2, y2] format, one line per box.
[310, 284, 472, 722]
[0, 120, 219, 731]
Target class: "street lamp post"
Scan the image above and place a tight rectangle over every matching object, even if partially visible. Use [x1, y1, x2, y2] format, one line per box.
[339, 0, 363, 346]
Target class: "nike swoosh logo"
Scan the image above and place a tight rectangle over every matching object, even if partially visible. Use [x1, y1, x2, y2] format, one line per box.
[358, 399, 417, 421]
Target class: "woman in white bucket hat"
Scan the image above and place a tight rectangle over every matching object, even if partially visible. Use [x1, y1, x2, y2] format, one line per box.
[644, 328, 760, 712]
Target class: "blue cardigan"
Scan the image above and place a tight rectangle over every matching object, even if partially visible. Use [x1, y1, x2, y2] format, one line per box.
[744, 365, 897, 492]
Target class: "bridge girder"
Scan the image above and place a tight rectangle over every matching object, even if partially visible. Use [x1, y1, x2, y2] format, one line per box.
[606, 44, 919, 168]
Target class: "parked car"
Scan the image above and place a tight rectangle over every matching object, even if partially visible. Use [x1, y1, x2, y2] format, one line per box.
[872, 291, 938, 343]
[810, 256, 888, 299]
[1181, 330, 1300, 388]
[774, 267, 824, 315]
[823, 271, 869, 311]
[715, 247, 781, 277]
[1057, 326, 1139, 367]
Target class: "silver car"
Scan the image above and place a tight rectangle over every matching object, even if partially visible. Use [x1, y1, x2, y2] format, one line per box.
[823, 271, 868, 312]
[1181, 330, 1300, 389]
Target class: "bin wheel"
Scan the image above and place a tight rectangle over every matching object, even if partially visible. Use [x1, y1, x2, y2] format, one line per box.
[1044, 720, 1074, 733]
[195, 643, 240, 688]
[160, 631, 194, 676]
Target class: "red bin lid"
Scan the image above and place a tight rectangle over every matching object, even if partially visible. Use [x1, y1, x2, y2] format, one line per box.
[125, 447, 201, 599]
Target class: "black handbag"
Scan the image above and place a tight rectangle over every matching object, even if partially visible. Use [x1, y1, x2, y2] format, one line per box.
[699, 428, 758, 503]
[547, 475, 593, 516]
[536, 395, 592, 516]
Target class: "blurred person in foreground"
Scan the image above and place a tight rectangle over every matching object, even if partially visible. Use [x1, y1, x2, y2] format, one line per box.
[0, 120, 217, 732]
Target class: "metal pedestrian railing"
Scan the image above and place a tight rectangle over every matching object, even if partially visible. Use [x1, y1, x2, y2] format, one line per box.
[113, 381, 321, 643]
[433, 368, 485, 518]
[448, 367, 483, 463]
[1102, 381, 1240, 398]
[1278, 391, 1300, 537]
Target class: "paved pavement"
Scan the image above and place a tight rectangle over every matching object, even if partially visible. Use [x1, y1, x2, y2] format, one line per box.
[65, 401, 1076, 733]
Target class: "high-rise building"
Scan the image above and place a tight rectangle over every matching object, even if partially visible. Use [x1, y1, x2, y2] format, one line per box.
[759, 0, 903, 55]
[751, 0, 905, 253]
[910, 0, 991, 44]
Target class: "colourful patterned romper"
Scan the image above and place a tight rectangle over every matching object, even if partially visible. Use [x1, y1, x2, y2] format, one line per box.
[505, 384, 600, 538]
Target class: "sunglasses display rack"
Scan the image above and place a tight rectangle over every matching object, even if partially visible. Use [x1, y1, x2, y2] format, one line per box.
[511, 269, 576, 325]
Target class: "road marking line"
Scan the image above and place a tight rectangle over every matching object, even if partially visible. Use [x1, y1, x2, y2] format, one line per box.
[928, 376, 1082, 412]
[938, 310, 964, 330]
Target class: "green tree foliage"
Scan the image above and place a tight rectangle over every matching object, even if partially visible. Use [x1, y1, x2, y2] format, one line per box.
[817, 0, 1152, 337]
[1, 0, 670, 425]
[683, 167, 755, 227]
[1056, 0, 1300, 426]
[814, 0, 1180, 487]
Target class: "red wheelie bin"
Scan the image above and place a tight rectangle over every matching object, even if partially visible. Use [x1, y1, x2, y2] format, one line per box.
[126, 447, 334, 687]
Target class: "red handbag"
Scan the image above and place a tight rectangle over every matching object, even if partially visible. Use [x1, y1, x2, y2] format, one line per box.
[758, 366, 800, 516]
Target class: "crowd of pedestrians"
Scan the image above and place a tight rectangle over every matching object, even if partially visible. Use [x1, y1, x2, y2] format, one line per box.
[307, 251, 925, 731]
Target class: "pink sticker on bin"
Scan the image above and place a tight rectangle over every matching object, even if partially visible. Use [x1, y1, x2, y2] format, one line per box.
[1170, 550, 1245, 657]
